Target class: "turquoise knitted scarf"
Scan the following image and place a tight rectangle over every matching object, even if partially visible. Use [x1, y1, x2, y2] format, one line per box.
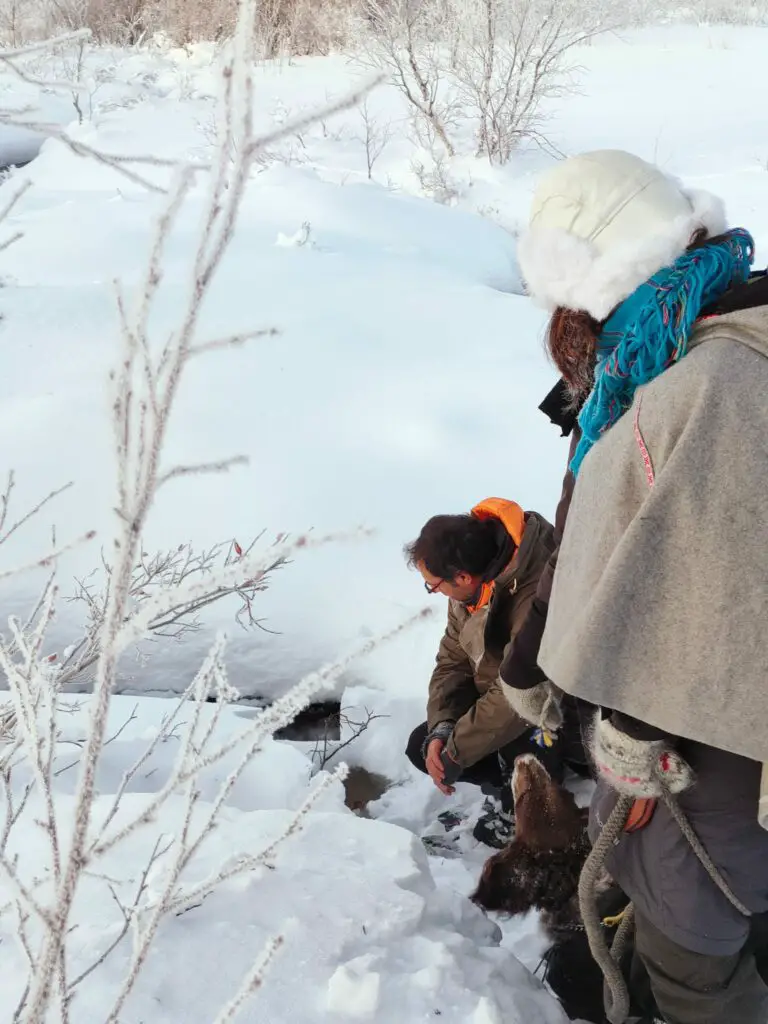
[571, 228, 755, 476]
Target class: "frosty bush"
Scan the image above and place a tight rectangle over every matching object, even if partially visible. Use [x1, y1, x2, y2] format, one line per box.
[2, 0, 767, 54]
[47, 0, 360, 52]
[361, 0, 602, 164]
[360, 0, 461, 156]
[0, 5, 423, 1019]
[452, 0, 600, 163]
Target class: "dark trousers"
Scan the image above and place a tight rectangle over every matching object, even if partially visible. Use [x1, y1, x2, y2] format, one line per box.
[631, 909, 768, 1024]
[405, 720, 568, 796]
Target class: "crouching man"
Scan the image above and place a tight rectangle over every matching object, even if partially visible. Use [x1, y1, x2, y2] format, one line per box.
[405, 498, 585, 849]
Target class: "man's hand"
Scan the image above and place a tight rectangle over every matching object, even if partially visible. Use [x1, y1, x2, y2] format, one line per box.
[426, 738, 455, 795]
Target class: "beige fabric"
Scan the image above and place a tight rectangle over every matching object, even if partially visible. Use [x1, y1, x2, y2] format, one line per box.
[539, 307, 768, 762]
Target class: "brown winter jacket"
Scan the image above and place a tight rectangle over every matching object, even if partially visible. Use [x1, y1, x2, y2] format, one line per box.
[426, 506, 556, 768]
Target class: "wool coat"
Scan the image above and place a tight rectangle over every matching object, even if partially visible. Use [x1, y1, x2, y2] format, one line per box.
[539, 305, 768, 954]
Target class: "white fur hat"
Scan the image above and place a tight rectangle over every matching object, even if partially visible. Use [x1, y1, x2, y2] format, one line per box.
[517, 150, 727, 321]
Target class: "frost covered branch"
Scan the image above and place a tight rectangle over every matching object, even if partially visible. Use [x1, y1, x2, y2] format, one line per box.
[362, 0, 601, 164]
[0, 4, 393, 1019]
[311, 705, 389, 770]
[361, 0, 459, 156]
[355, 98, 394, 179]
[52, 535, 290, 690]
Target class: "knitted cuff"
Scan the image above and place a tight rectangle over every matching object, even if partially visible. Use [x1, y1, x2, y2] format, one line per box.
[421, 721, 454, 761]
[593, 717, 693, 797]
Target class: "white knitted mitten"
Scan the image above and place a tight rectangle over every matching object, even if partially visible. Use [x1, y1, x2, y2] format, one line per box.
[499, 679, 563, 733]
[593, 718, 693, 797]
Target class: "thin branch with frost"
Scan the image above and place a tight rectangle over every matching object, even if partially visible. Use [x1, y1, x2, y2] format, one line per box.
[0, 4, 391, 1018]
[245, 77, 385, 159]
[157, 455, 249, 487]
[93, 609, 432, 861]
[213, 936, 285, 1024]
[189, 326, 279, 359]
[311, 706, 389, 770]
[168, 764, 349, 920]
[0, 28, 90, 59]
[66, 836, 170, 994]
[355, 98, 394, 179]
[0, 475, 73, 547]
[107, 767, 347, 1021]
[51, 536, 288, 689]
[0, 179, 30, 249]
[117, 528, 371, 651]
[0, 529, 96, 583]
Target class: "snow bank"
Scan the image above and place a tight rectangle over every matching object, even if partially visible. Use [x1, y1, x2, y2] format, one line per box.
[2, 26, 766, 713]
[0, 695, 567, 1023]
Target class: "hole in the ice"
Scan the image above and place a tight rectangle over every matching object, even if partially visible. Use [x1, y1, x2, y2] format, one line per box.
[219, 695, 343, 742]
[274, 700, 342, 741]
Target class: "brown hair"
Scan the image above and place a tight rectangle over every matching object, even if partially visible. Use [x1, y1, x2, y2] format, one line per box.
[545, 228, 726, 400]
[404, 514, 500, 580]
[546, 308, 602, 402]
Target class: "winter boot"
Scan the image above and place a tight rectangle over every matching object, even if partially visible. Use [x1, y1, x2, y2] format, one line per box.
[472, 790, 515, 849]
[421, 807, 470, 858]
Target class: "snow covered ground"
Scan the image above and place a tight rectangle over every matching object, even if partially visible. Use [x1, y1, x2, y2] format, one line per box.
[1, 22, 767, 1022]
[0, 695, 567, 1022]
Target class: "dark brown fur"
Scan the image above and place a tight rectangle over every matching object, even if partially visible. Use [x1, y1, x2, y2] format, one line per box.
[471, 755, 636, 1023]
[472, 754, 589, 930]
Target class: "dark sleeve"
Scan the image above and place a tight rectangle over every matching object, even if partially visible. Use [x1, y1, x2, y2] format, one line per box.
[610, 710, 672, 743]
[535, 427, 579, 606]
[499, 429, 579, 691]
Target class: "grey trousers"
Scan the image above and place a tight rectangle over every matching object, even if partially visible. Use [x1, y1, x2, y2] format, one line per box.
[633, 910, 768, 1024]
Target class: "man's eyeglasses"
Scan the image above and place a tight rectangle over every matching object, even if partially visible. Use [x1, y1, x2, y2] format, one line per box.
[424, 578, 443, 594]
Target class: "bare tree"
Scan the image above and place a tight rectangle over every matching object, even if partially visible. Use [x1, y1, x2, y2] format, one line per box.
[355, 97, 394, 179]
[0, 0, 24, 45]
[452, 0, 600, 163]
[144, 0, 237, 47]
[360, 0, 459, 157]
[310, 704, 388, 770]
[360, 0, 602, 167]
[43, 0, 148, 44]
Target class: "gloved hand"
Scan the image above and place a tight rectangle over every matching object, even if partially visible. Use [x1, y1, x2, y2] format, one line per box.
[499, 678, 563, 734]
[423, 724, 460, 794]
[439, 745, 462, 787]
[592, 717, 693, 797]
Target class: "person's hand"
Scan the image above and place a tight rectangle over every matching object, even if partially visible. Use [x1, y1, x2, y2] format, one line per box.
[593, 717, 693, 797]
[426, 738, 455, 795]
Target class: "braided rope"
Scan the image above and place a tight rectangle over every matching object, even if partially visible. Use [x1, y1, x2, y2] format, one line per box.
[578, 794, 634, 1024]
[580, 783, 753, 1024]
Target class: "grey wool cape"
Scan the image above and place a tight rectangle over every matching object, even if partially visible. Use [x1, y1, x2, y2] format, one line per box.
[539, 306, 768, 764]
[540, 305, 768, 957]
